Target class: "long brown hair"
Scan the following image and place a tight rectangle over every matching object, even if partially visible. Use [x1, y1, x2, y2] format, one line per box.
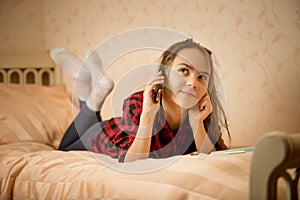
[158, 38, 231, 149]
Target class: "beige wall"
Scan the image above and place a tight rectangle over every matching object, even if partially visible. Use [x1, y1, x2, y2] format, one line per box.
[0, 0, 299, 146]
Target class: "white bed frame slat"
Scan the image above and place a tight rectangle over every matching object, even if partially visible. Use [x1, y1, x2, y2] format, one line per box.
[0, 51, 62, 86]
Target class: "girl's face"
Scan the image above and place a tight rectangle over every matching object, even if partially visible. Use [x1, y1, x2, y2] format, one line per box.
[164, 48, 211, 109]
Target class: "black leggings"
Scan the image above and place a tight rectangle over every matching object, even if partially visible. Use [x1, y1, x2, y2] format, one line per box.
[58, 101, 102, 151]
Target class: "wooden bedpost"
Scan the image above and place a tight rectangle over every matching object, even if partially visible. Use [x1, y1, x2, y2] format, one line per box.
[250, 131, 300, 200]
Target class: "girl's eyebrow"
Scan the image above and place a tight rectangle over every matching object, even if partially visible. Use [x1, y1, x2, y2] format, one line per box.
[177, 63, 210, 76]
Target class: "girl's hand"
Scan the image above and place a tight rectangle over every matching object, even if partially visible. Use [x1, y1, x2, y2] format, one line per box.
[142, 71, 165, 121]
[125, 72, 164, 162]
[188, 92, 214, 153]
[188, 91, 213, 128]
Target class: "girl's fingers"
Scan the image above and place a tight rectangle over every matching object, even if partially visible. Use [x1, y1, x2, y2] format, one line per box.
[150, 74, 164, 83]
[149, 79, 164, 88]
[199, 94, 212, 120]
[142, 72, 164, 115]
[200, 100, 211, 112]
[147, 75, 164, 89]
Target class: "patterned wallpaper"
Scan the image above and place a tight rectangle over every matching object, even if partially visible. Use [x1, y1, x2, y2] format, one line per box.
[0, 0, 299, 146]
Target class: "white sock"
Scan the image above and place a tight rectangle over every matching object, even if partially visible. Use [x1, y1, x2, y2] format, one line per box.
[50, 47, 92, 101]
[50, 47, 82, 77]
[75, 67, 92, 101]
[86, 76, 114, 111]
[84, 49, 104, 87]
[84, 49, 114, 111]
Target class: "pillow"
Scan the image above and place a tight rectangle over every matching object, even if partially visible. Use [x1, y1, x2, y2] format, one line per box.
[0, 83, 73, 148]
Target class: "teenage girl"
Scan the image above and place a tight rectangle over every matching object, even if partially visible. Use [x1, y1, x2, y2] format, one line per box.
[50, 39, 230, 163]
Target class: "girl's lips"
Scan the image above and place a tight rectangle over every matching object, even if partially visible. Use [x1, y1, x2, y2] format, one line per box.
[180, 90, 196, 97]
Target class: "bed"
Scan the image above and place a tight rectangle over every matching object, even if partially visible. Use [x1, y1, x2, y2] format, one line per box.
[0, 51, 299, 200]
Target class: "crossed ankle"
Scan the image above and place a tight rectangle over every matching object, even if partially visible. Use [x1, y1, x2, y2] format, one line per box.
[86, 76, 114, 112]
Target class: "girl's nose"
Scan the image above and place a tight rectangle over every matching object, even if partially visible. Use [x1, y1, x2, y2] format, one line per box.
[186, 76, 198, 88]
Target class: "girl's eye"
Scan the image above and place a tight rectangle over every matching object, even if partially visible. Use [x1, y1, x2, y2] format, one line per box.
[179, 68, 189, 75]
[198, 75, 207, 81]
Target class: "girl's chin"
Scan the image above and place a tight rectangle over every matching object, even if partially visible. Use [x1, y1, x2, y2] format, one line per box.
[178, 99, 198, 110]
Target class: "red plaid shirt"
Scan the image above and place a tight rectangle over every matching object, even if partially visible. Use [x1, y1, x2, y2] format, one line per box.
[91, 91, 206, 162]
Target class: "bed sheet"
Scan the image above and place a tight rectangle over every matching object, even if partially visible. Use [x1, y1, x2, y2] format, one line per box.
[0, 142, 256, 200]
[0, 142, 54, 199]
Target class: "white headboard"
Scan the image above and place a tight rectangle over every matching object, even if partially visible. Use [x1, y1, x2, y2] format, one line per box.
[0, 51, 62, 86]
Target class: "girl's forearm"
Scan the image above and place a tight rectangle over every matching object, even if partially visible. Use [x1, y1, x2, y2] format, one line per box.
[123, 137, 151, 162]
[193, 122, 215, 153]
[193, 122, 207, 151]
[124, 113, 154, 162]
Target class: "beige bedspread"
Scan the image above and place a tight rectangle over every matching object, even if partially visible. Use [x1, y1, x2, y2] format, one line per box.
[0, 83, 295, 200]
[0, 142, 270, 200]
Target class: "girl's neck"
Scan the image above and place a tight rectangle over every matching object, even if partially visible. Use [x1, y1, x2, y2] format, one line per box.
[162, 92, 187, 132]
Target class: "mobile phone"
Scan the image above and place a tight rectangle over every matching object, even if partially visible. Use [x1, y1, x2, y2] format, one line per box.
[152, 66, 165, 104]
[152, 84, 162, 104]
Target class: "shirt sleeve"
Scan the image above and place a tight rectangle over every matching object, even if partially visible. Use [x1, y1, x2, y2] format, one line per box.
[114, 91, 144, 162]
